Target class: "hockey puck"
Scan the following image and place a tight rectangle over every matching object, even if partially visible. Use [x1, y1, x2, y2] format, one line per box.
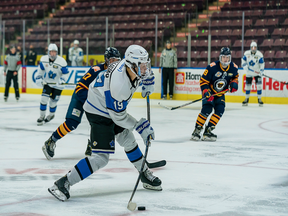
[138, 206, 146, 211]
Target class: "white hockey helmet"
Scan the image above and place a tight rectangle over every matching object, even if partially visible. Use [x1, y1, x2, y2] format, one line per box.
[74, 40, 79, 45]
[48, 43, 58, 61]
[250, 41, 257, 54]
[124, 45, 151, 80]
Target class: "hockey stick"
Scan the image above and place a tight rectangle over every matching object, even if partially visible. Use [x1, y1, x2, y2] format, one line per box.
[146, 160, 166, 169]
[127, 95, 152, 211]
[262, 74, 288, 85]
[158, 89, 229, 111]
[45, 82, 77, 85]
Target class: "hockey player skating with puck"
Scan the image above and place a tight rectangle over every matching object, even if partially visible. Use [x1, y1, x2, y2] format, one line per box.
[191, 47, 239, 141]
[35, 44, 69, 125]
[242, 41, 265, 106]
[42, 47, 121, 160]
[48, 45, 161, 202]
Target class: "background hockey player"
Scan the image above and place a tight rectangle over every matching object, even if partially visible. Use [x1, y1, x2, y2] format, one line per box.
[69, 40, 83, 66]
[35, 44, 69, 125]
[3, 45, 21, 102]
[191, 47, 239, 141]
[48, 45, 161, 202]
[42, 47, 121, 160]
[242, 41, 265, 106]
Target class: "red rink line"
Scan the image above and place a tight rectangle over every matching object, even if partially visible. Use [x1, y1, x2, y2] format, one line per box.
[0, 196, 50, 207]
[0, 158, 287, 171]
[258, 118, 288, 136]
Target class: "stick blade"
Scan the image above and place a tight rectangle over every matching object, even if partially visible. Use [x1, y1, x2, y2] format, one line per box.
[127, 201, 137, 211]
[158, 102, 172, 110]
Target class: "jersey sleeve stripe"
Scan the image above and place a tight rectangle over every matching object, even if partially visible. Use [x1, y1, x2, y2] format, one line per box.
[78, 82, 89, 90]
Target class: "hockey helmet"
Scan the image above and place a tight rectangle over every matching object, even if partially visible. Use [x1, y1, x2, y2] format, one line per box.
[73, 40, 79, 45]
[219, 47, 231, 67]
[104, 47, 121, 65]
[124, 45, 151, 80]
[250, 41, 257, 54]
[48, 43, 58, 61]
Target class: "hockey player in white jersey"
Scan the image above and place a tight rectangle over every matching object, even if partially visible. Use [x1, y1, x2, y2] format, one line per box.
[69, 40, 83, 66]
[241, 42, 265, 106]
[48, 45, 161, 202]
[35, 44, 69, 125]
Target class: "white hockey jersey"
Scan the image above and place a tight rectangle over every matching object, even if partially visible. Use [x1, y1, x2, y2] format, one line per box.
[69, 47, 84, 66]
[36, 55, 69, 90]
[241, 50, 265, 77]
[83, 59, 141, 130]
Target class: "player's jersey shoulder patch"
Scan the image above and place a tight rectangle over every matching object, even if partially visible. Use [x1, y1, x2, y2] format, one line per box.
[92, 66, 101, 72]
[210, 62, 216, 67]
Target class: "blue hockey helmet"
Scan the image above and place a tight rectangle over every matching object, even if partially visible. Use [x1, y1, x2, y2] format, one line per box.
[104, 47, 121, 65]
[219, 47, 231, 67]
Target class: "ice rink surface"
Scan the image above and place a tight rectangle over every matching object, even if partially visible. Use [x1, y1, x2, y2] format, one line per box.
[0, 94, 288, 216]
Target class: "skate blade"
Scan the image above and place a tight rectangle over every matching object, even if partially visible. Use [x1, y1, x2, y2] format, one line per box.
[190, 136, 201, 141]
[143, 183, 162, 191]
[42, 145, 52, 160]
[48, 185, 67, 202]
[242, 104, 248, 106]
[37, 122, 44, 126]
[259, 104, 263, 107]
[202, 137, 217, 142]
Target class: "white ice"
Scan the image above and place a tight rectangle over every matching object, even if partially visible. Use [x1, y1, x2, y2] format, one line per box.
[0, 94, 288, 216]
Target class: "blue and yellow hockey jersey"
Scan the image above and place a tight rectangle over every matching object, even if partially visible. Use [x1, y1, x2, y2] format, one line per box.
[200, 61, 239, 96]
[75, 63, 107, 103]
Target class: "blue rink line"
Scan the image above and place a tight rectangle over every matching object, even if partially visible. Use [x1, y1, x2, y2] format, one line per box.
[0, 104, 68, 110]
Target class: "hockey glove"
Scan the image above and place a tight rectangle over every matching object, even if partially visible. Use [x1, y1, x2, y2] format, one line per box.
[135, 118, 155, 146]
[229, 81, 238, 93]
[35, 75, 44, 87]
[141, 75, 155, 98]
[202, 89, 214, 102]
[58, 77, 66, 85]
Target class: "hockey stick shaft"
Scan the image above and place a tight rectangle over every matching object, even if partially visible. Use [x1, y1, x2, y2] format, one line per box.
[45, 82, 77, 85]
[159, 89, 229, 111]
[262, 74, 288, 85]
[127, 95, 151, 211]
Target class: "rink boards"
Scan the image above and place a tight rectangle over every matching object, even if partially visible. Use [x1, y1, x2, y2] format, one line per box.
[0, 66, 287, 104]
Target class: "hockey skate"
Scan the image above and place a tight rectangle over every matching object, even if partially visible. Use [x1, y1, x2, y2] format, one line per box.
[37, 116, 45, 126]
[48, 175, 70, 202]
[84, 139, 92, 156]
[140, 169, 162, 191]
[42, 136, 56, 160]
[169, 95, 173, 100]
[242, 98, 249, 106]
[190, 125, 203, 141]
[258, 98, 264, 107]
[162, 95, 167, 100]
[4, 97, 7, 102]
[45, 114, 55, 123]
[202, 125, 217, 141]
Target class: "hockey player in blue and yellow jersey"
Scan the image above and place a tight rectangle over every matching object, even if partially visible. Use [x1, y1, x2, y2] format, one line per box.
[191, 47, 239, 141]
[42, 47, 121, 160]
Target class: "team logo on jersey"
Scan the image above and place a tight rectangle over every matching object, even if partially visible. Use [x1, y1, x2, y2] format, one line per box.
[228, 73, 233, 76]
[214, 79, 227, 92]
[53, 65, 58, 69]
[222, 72, 227, 78]
[215, 71, 222, 77]
[109, 140, 115, 148]
[93, 141, 97, 146]
[254, 56, 258, 59]
[249, 60, 255, 66]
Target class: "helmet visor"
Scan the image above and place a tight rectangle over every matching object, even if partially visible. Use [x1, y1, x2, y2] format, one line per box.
[219, 55, 231, 67]
[137, 60, 151, 79]
[49, 50, 57, 61]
